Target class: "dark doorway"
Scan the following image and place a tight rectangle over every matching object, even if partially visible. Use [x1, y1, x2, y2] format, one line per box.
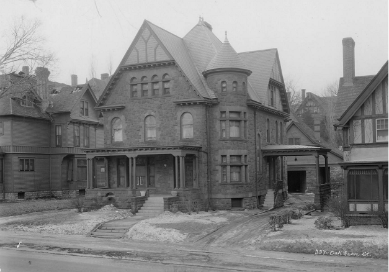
[288, 171, 306, 193]
[231, 198, 243, 208]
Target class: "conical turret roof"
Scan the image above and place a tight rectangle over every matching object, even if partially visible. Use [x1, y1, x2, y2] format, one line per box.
[204, 32, 251, 75]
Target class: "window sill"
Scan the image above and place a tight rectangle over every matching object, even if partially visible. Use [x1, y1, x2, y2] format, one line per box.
[180, 139, 195, 142]
[219, 138, 247, 142]
[219, 182, 246, 185]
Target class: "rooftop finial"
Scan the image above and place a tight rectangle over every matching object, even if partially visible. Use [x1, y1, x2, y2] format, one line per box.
[224, 31, 229, 43]
[198, 16, 203, 25]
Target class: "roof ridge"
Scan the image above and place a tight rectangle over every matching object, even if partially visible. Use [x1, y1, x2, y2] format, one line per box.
[238, 48, 277, 54]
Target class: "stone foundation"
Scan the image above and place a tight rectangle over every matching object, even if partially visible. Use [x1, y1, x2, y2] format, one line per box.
[0, 190, 80, 200]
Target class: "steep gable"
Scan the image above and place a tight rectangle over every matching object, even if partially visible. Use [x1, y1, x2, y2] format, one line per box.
[122, 25, 172, 65]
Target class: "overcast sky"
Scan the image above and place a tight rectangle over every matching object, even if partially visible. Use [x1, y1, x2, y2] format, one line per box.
[1, 0, 388, 95]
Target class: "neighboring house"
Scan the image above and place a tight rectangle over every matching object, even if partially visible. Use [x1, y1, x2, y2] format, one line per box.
[83, 18, 291, 210]
[296, 91, 339, 145]
[0, 67, 103, 200]
[286, 112, 343, 205]
[334, 37, 388, 218]
[87, 73, 111, 99]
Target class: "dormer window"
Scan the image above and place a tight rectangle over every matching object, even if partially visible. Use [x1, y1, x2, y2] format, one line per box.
[80, 101, 88, 116]
[21, 95, 33, 107]
[162, 74, 170, 95]
[141, 76, 148, 97]
[221, 81, 227, 92]
[232, 81, 237, 92]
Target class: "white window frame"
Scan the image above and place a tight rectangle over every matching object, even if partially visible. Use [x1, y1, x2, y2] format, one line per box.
[376, 118, 388, 142]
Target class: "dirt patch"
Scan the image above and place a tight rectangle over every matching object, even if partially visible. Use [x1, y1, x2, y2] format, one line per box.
[0, 204, 132, 235]
[0, 198, 74, 217]
[258, 215, 388, 259]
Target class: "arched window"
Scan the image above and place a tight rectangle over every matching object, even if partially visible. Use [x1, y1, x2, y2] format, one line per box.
[141, 76, 148, 97]
[145, 115, 156, 141]
[181, 113, 193, 139]
[242, 82, 246, 92]
[221, 81, 227, 92]
[232, 81, 237, 92]
[162, 74, 170, 94]
[151, 75, 159, 96]
[130, 77, 138, 98]
[112, 118, 123, 142]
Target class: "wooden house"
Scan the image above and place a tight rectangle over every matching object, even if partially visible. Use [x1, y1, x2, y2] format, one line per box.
[335, 37, 388, 218]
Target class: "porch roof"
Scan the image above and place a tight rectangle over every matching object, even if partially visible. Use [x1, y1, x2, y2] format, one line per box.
[83, 145, 202, 156]
[262, 145, 330, 156]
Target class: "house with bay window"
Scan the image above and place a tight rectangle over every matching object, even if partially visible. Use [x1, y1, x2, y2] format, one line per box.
[0, 67, 103, 200]
[335, 37, 388, 218]
[83, 18, 292, 211]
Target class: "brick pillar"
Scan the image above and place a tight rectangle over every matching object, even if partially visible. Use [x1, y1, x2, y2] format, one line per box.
[180, 156, 185, 188]
[174, 156, 179, 189]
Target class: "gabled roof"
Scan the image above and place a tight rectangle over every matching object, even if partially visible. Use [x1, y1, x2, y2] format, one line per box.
[335, 75, 375, 119]
[48, 84, 97, 114]
[287, 112, 343, 158]
[297, 92, 337, 115]
[337, 61, 388, 126]
[88, 77, 110, 99]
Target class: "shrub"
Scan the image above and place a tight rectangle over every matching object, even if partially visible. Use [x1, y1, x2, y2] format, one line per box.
[314, 216, 333, 229]
[72, 196, 85, 213]
[291, 209, 304, 219]
[170, 203, 179, 213]
[379, 212, 388, 229]
[302, 203, 316, 211]
[193, 200, 201, 214]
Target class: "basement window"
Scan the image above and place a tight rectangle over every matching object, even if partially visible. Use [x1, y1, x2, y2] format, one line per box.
[231, 198, 243, 208]
[18, 192, 25, 199]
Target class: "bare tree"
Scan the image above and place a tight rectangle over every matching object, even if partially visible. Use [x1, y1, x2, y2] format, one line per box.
[320, 80, 339, 97]
[284, 78, 302, 113]
[107, 55, 114, 76]
[89, 55, 97, 79]
[0, 16, 55, 73]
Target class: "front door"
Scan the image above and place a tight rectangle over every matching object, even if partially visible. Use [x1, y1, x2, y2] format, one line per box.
[95, 158, 107, 188]
[117, 158, 126, 187]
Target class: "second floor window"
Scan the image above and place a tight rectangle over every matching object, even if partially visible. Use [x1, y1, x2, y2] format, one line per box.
[19, 158, 34, 171]
[221, 81, 227, 92]
[376, 118, 388, 142]
[0, 122, 4, 135]
[145, 115, 156, 141]
[84, 125, 90, 147]
[152, 75, 159, 96]
[112, 118, 123, 142]
[266, 119, 270, 142]
[80, 101, 88, 116]
[130, 77, 138, 98]
[55, 125, 62, 147]
[181, 113, 193, 139]
[74, 124, 80, 147]
[232, 81, 237, 92]
[220, 111, 247, 139]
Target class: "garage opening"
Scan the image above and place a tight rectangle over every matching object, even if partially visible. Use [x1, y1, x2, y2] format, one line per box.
[287, 171, 306, 193]
[231, 198, 243, 208]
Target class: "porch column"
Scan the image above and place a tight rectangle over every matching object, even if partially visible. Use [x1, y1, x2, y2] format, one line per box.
[132, 156, 137, 189]
[195, 155, 199, 188]
[180, 156, 185, 188]
[127, 157, 132, 188]
[174, 156, 179, 189]
[87, 158, 92, 189]
[324, 154, 329, 184]
[315, 154, 320, 184]
[73, 157, 77, 182]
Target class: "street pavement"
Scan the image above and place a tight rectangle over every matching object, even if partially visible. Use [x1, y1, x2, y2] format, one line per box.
[0, 230, 387, 272]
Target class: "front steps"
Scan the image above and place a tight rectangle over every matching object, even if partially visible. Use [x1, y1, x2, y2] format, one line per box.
[136, 196, 165, 217]
[90, 218, 138, 239]
[263, 189, 274, 209]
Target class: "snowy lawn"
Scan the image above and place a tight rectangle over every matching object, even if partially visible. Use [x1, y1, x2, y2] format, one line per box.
[125, 211, 241, 243]
[259, 215, 388, 259]
[0, 204, 133, 235]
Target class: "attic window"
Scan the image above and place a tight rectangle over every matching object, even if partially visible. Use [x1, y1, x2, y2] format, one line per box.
[21, 95, 33, 107]
[80, 101, 88, 116]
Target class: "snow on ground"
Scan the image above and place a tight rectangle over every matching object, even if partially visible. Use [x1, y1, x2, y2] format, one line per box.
[0, 204, 133, 235]
[125, 211, 235, 243]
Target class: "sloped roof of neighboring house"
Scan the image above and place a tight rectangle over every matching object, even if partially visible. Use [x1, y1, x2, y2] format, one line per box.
[88, 77, 110, 99]
[296, 92, 337, 115]
[287, 112, 343, 158]
[337, 61, 388, 126]
[335, 75, 375, 119]
[48, 84, 97, 114]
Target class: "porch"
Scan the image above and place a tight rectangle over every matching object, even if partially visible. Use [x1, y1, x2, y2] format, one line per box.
[84, 146, 202, 198]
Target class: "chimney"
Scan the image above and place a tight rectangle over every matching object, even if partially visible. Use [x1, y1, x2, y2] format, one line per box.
[71, 74, 78, 87]
[342, 37, 355, 86]
[22, 66, 29, 76]
[35, 67, 50, 111]
[101, 73, 109, 80]
[301, 89, 306, 100]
